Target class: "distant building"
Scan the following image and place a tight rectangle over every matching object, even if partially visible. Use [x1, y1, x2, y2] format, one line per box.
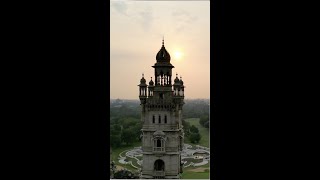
[139, 39, 185, 179]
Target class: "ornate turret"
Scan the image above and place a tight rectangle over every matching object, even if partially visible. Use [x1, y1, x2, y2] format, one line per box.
[179, 76, 184, 97]
[148, 77, 154, 97]
[173, 73, 181, 96]
[138, 73, 148, 103]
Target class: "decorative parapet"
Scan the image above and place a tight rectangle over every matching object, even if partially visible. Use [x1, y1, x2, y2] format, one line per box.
[145, 99, 175, 111]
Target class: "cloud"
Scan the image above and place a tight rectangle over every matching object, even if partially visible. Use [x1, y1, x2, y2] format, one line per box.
[171, 9, 198, 32]
[111, 1, 154, 32]
[111, 1, 128, 16]
[137, 8, 154, 31]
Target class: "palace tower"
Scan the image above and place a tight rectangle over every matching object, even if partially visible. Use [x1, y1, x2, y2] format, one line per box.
[139, 39, 185, 179]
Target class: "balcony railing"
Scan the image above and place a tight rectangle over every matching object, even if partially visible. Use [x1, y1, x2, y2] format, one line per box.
[144, 147, 178, 152]
[153, 147, 165, 152]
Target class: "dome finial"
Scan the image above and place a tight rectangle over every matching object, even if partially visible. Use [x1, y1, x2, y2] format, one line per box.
[176, 73, 178, 77]
[142, 73, 144, 78]
[162, 36, 164, 46]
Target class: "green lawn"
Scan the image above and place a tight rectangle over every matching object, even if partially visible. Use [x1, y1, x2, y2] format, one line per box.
[182, 171, 209, 179]
[126, 156, 141, 169]
[184, 118, 210, 147]
[183, 158, 203, 163]
[110, 141, 142, 171]
[182, 162, 210, 179]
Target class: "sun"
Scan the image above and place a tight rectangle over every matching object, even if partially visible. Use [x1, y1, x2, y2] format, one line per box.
[174, 51, 182, 60]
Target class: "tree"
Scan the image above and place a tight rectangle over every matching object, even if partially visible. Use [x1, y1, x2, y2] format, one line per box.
[131, 122, 142, 141]
[189, 132, 201, 143]
[199, 115, 209, 126]
[190, 125, 199, 133]
[110, 134, 121, 148]
[182, 119, 190, 136]
[113, 124, 121, 131]
[121, 128, 136, 145]
[114, 169, 138, 179]
[119, 117, 139, 129]
[204, 121, 209, 128]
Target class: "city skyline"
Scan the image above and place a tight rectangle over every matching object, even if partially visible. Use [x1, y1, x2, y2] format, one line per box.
[110, 1, 210, 99]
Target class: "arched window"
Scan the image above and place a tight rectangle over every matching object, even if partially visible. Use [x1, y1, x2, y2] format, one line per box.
[158, 115, 161, 123]
[164, 115, 167, 123]
[153, 138, 165, 152]
[157, 139, 161, 147]
[153, 115, 155, 123]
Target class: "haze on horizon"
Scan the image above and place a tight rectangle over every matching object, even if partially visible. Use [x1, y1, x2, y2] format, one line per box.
[110, 1, 210, 100]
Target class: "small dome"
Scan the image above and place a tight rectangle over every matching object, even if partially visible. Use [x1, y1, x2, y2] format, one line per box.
[156, 39, 171, 62]
[179, 77, 184, 85]
[149, 77, 154, 86]
[174, 76, 180, 84]
[140, 76, 146, 84]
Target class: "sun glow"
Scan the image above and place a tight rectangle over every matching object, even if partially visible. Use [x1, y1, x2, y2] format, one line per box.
[174, 51, 182, 60]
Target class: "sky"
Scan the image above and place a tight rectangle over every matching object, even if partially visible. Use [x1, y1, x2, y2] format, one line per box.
[110, 0, 210, 99]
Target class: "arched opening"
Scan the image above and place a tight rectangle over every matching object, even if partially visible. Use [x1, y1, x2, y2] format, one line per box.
[157, 139, 161, 147]
[154, 159, 165, 171]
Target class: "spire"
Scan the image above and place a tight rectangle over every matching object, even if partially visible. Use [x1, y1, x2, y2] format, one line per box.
[162, 36, 164, 46]
[156, 36, 171, 62]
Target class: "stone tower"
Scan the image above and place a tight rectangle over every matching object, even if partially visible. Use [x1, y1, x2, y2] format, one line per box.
[139, 39, 185, 179]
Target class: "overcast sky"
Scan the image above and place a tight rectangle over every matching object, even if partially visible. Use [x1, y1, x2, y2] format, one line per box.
[110, 0, 210, 99]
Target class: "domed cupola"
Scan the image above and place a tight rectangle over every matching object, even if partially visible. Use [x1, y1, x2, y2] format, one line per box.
[174, 73, 180, 84]
[149, 77, 154, 86]
[156, 38, 171, 62]
[179, 76, 184, 86]
[140, 74, 146, 84]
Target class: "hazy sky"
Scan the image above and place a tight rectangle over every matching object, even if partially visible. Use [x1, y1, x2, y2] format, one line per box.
[110, 0, 210, 99]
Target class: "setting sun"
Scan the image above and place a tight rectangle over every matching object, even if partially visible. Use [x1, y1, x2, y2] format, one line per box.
[174, 51, 182, 60]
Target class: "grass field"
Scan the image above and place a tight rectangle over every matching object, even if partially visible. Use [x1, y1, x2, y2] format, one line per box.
[182, 161, 210, 179]
[110, 142, 142, 172]
[182, 171, 209, 179]
[182, 118, 210, 179]
[184, 118, 210, 148]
